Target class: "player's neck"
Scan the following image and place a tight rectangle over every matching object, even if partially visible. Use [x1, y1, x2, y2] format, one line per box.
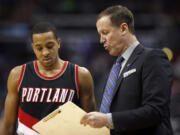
[37, 58, 64, 74]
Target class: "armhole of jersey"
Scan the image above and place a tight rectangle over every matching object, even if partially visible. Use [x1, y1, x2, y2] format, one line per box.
[75, 64, 79, 98]
[17, 64, 26, 92]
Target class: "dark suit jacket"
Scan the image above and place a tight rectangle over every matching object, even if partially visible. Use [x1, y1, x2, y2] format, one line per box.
[103, 45, 173, 135]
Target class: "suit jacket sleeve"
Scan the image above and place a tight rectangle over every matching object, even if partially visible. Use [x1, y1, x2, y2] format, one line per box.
[112, 49, 173, 132]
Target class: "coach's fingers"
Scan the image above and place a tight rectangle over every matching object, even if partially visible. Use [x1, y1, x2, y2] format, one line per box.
[80, 113, 95, 126]
[80, 113, 89, 126]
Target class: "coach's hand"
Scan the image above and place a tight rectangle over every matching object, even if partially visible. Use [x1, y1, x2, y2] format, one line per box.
[80, 112, 109, 128]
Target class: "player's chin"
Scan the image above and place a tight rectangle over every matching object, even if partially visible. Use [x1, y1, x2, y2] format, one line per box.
[42, 59, 54, 67]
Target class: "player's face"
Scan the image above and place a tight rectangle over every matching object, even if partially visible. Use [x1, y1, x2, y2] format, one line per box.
[32, 31, 61, 67]
[96, 16, 126, 56]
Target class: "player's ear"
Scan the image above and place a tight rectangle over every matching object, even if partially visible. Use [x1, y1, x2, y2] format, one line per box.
[31, 43, 37, 53]
[57, 38, 61, 48]
[31, 35, 35, 50]
[32, 43, 35, 50]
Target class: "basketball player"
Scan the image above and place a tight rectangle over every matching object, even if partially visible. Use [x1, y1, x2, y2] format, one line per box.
[0, 22, 96, 135]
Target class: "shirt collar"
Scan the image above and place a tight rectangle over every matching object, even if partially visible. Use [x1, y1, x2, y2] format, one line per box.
[122, 41, 139, 61]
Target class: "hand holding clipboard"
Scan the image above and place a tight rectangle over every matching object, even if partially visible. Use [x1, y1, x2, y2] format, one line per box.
[33, 101, 110, 135]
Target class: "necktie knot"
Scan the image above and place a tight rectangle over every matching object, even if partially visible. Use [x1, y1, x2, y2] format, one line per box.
[116, 56, 124, 64]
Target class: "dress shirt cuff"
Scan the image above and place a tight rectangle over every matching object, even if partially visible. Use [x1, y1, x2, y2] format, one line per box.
[107, 113, 114, 129]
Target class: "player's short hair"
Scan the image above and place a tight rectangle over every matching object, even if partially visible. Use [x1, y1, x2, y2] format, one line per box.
[97, 5, 135, 34]
[31, 22, 58, 40]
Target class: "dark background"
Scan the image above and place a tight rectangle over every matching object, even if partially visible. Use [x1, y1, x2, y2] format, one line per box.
[0, 0, 180, 134]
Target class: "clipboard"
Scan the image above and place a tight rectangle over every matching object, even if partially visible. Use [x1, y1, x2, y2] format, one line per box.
[33, 101, 110, 135]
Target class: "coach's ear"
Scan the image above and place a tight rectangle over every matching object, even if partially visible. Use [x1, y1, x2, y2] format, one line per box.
[120, 22, 129, 36]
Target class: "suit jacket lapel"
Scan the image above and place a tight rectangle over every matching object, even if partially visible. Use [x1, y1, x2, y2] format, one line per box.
[112, 45, 144, 100]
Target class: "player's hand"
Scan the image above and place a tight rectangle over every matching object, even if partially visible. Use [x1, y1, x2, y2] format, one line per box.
[80, 112, 108, 128]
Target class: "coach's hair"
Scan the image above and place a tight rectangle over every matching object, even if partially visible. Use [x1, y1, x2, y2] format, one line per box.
[97, 5, 135, 34]
[31, 22, 58, 40]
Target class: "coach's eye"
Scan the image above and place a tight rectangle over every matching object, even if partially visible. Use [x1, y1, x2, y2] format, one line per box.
[102, 30, 108, 35]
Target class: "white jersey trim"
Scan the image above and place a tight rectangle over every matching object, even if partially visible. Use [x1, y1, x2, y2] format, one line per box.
[17, 120, 40, 135]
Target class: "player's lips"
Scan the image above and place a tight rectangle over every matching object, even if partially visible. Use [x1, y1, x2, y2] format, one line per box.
[43, 58, 52, 63]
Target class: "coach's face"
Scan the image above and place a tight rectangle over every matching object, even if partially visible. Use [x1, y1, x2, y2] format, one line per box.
[32, 31, 61, 68]
[96, 16, 127, 56]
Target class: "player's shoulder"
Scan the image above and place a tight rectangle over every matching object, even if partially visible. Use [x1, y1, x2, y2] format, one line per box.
[9, 64, 25, 80]
[78, 66, 91, 76]
[10, 60, 34, 75]
[77, 65, 93, 89]
[67, 61, 92, 78]
[68, 61, 90, 75]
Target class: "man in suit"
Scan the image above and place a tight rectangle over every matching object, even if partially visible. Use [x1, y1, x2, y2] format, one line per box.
[80, 5, 174, 135]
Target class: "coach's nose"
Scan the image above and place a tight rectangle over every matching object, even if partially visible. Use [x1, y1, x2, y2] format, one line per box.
[100, 36, 106, 44]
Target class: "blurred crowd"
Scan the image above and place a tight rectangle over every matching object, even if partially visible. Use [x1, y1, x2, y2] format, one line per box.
[0, 0, 180, 134]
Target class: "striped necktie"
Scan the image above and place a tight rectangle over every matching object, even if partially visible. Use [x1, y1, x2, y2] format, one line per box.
[100, 56, 124, 113]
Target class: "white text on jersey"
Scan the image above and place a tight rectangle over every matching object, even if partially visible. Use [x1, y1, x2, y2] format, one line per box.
[21, 87, 75, 103]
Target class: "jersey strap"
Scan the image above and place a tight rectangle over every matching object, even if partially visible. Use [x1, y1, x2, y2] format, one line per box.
[17, 64, 26, 92]
[75, 64, 79, 98]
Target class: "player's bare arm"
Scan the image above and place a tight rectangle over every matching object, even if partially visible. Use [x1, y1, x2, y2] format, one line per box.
[78, 66, 96, 112]
[0, 65, 22, 135]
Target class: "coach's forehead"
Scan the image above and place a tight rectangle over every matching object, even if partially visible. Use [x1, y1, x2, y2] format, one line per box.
[96, 16, 113, 32]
